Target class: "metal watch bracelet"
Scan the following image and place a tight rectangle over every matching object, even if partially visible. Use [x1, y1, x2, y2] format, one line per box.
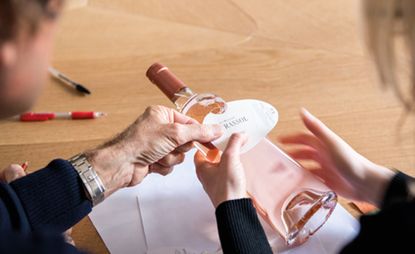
[68, 154, 106, 206]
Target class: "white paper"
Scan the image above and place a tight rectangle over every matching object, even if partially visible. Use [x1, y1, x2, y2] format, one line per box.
[203, 99, 278, 153]
[90, 148, 359, 254]
[89, 186, 147, 254]
[145, 204, 359, 254]
[137, 148, 359, 254]
[137, 149, 221, 253]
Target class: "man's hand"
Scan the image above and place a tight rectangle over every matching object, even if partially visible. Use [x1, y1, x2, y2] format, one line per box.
[86, 105, 224, 197]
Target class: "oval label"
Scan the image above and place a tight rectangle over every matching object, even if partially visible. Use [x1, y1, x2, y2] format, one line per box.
[203, 99, 278, 153]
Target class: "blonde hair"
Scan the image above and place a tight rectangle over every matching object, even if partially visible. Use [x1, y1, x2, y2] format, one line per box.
[363, 0, 415, 111]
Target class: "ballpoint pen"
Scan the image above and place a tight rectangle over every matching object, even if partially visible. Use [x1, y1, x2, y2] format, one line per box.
[18, 112, 107, 121]
[48, 67, 91, 95]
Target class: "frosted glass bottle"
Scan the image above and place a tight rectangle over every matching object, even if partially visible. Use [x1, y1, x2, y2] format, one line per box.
[146, 63, 337, 247]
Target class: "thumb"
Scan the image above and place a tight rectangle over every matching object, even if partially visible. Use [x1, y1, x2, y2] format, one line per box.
[194, 150, 215, 182]
[194, 150, 209, 169]
[174, 123, 224, 145]
[221, 133, 248, 163]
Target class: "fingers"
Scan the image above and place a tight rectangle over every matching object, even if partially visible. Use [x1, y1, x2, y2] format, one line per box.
[167, 123, 224, 146]
[2, 164, 26, 183]
[175, 142, 194, 153]
[194, 150, 217, 184]
[185, 123, 223, 143]
[194, 150, 214, 168]
[302, 167, 327, 183]
[300, 108, 342, 149]
[285, 147, 321, 162]
[149, 163, 173, 176]
[144, 105, 199, 125]
[171, 110, 199, 125]
[279, 132, 325, 151]
[222, 133, 248, 163]
[157, 152, 185, 167]
[194, 150, 218, 182]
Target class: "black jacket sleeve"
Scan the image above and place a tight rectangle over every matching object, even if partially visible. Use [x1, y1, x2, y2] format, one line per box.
[0, 230, 84, 254]
[341, 172, 415, 253]
[0, 159, 92, 254]
[215, 198, 273, 254]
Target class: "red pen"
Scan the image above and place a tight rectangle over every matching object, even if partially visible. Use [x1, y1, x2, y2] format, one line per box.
[18, 112, 106, 121]
[21, 161, 29, 171]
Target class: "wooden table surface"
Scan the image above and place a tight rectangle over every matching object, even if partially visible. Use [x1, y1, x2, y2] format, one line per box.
[1, 0, 414, 253]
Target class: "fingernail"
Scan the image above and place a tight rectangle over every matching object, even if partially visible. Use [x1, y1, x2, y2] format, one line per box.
[237, 131, 248, 139]
[231, 132, 248, 145]
[300, 108, 313, 118]
[239, 132, 249, 145]
[209, 124, 224, 136]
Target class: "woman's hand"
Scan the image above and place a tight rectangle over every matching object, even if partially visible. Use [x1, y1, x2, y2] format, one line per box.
[86, 105, 224, 197]
[194, 133, 248, 208]
[279, 108, 394, 206]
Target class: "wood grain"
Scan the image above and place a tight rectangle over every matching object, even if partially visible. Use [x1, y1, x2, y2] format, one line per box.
[1, 0, 414, 253]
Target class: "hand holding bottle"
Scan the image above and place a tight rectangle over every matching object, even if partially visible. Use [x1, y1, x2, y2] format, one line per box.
[279, 108, 395, 206]
[86, 105, 224, 197]
[145, 63, 337, 243]
[194, 133, 248, 208]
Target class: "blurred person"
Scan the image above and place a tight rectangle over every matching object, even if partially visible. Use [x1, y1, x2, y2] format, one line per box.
[195, 1, 415, 253]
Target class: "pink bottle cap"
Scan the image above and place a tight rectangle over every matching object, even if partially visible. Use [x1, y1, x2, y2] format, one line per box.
[146, 63, 187, 101]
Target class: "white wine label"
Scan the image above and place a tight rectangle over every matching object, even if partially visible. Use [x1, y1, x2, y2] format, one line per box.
[203, 99, 278, 153]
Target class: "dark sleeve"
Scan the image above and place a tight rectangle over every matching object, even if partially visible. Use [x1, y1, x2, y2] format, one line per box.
[7, 159, 92, 232]
[0, 230, 85, 254]
[0, 159, 92, 254]
[341, 172, 415, 253]
[215, 198, 273, 254]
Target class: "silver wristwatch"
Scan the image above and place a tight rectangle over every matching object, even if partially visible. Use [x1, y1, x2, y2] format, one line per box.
[68, 154, 106, 206]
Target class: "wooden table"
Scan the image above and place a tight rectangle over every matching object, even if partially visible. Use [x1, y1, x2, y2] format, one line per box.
[1, 0, 414, 253]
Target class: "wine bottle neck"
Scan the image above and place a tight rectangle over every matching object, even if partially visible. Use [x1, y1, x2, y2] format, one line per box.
[172, 87, 197, 112]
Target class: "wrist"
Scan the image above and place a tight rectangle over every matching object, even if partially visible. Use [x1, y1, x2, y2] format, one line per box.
[68, 154, 106, 206]
[85, 146, 133, 197]
[361, 163, 394, 206]
[213, 188, 248, 208]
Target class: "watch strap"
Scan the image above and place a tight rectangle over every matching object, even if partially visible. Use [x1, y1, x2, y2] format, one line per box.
[68, 154, 106, 206]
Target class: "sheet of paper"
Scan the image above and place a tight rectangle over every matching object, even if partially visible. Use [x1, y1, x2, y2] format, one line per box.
[136, 149, 221, 252]
[138, 149, 359, 254]
[90, 148, 359, 254]
[144, 197, 359, 254]
[89, 186, 147, 254]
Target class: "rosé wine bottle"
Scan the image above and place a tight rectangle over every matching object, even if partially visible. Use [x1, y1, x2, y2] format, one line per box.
[146, 63, 226, 161]
[146, 63, 337, 247]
